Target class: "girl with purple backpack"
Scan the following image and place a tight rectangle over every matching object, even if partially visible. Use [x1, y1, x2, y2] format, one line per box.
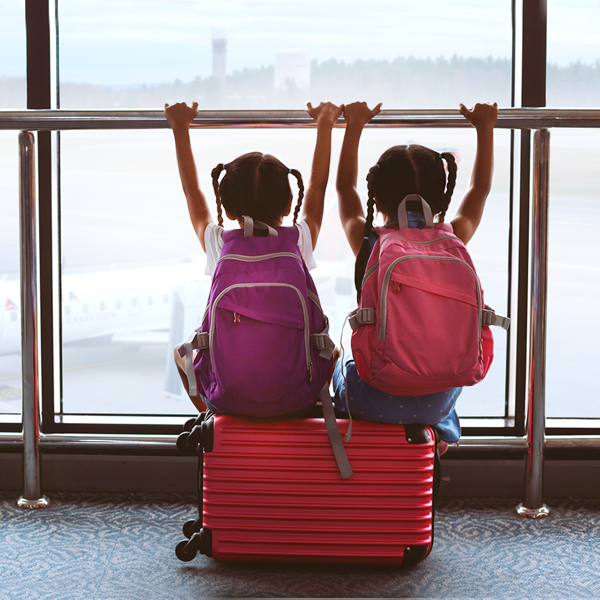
[334, 100, 499, 454]
[164, 100, 343, 415]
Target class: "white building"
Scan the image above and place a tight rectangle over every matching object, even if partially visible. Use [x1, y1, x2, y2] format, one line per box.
[274, 50, 310, 93]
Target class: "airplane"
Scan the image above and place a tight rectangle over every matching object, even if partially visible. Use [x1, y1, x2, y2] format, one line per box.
[0, 258, 356, 405]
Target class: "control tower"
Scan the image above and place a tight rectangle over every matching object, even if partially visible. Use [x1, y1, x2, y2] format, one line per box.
[212, 37, 227, 82]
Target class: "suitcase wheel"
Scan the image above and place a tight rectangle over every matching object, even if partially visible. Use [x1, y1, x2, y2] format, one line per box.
[182, 518, 201, 539]
[176, 431, 194, 453]
[175, 539, 197, 562]
[183, 412, 206, 432]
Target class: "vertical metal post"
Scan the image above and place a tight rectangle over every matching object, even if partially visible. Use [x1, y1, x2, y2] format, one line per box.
[17, 131, 49, 509]
[517, 129, 550, 518]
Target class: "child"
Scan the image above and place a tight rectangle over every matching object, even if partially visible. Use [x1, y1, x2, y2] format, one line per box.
[164, 100, 343, 413]
[334, 100, 499, 454]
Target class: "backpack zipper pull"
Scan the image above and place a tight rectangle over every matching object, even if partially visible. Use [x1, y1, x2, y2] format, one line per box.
[233, 312, 241, 325]
[393, 281, 401, 295]
[478, 338, 483, 360]
[308, 361, 314, 382]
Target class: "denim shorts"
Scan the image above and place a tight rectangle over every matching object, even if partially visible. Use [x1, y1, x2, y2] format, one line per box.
[332, 349, 462, 443]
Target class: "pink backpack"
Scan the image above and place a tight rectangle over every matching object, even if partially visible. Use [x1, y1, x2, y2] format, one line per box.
[350, 195, 509, 395]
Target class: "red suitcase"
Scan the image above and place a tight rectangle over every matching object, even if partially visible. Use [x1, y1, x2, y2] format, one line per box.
[176, 413, 439, 566]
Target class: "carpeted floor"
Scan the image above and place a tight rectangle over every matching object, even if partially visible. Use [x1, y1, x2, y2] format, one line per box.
[0, 492, 599, 599]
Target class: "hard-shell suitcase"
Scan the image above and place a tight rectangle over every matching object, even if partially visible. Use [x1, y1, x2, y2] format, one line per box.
[176, 413, 439, 566]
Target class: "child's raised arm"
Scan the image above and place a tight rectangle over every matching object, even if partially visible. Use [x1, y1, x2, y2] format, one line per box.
[336, 101, 382, 256]
[301, 102, 344, 249]
[451, 102, 499, 245]
[164, 101, 213, 251]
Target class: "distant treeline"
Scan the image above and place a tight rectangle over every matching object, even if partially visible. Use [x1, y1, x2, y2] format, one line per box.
[1, 56, 599, 109]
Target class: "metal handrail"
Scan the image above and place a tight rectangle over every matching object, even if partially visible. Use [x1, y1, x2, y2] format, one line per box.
[1, 107, 600, 130]
[9, 109, 600, 512]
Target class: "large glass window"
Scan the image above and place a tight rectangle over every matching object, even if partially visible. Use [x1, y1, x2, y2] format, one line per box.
[0, 132, 22, 422]
[0, 0, 26, 109]
[546, 1, 600, 420]
[547, 0, 600, 108]
[58, 0, 512, 109]
[546, 130, 600, 419]
[55, 0, 513, 421]
[0, 1, 25, 423]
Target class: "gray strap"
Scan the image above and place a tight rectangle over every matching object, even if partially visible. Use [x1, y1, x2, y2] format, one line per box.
[242, 215, 278, 237]
[175, 330, 209, 397]
[319, 386, 353, 480]
[311, 332, 335, 360]
[397, 194, 434, 229]
[482, 307, 511, 330]
[348, 307, 376, 331]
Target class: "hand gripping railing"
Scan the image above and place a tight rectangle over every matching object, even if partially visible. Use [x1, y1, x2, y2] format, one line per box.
[5, 108, 600, 514]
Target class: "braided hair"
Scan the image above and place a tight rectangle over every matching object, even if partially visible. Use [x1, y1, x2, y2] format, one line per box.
[289, 168, 304, 224]
[211, 163, 226, 227]
[354, 144, 459, 301]
[211, 152, 303, 228]
[354, 164, 379, 302]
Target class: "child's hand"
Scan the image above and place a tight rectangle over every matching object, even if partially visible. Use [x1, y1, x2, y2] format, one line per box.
[164, 101, 199, 132]
[459, 102, 498, 131]
[342, 101, 382, 129]
[307, 102, 344, 128]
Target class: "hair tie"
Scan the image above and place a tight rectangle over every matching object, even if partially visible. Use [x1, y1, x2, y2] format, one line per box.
[288, 168, 292, 174]
[221, 163, 226, 170]
[374, 163, 380, 169]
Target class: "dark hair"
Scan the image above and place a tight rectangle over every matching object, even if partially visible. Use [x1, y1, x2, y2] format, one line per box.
[211, 152, 304, 228]
[354, 144, 458, 301]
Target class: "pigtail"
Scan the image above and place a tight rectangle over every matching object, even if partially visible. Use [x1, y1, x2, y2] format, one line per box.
[211, 163, 226, 227]
[354, 166, 378, 303]
[439, 152, 457, 223]
[289, 168, 304, 225]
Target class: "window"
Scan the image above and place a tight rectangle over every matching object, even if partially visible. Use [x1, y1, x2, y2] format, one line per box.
[53, 1, 514, 423]
[546, 1, 600, 420]
[0, 0, 26, 109]
[0, 0, 26, 425]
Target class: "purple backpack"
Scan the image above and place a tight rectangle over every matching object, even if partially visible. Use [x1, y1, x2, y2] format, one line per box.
[179, 216, 335, 417]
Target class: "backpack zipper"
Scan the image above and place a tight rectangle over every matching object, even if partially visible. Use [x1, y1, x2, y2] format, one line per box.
[378, 255, 482, 343]
[362, 236, 457, 288]
[307, 289, 321, 309]
[362, 260, 380, 288]
[217, 252, 303, 265]
[209, 282, 312, 377]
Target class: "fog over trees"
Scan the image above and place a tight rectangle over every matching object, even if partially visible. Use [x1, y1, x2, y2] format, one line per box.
[1, 56, 598, 109]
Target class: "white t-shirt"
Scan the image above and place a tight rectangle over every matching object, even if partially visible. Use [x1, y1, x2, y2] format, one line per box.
[203, 220, 317, 277]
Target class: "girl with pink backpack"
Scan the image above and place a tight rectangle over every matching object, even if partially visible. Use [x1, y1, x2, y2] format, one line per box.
[334, 100, 501, 455]
[164, 100, 343, 417]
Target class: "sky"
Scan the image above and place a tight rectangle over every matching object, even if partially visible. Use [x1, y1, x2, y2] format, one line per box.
[0, 0, 599, 85]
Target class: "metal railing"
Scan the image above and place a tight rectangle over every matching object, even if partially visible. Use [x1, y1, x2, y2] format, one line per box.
[3, 108, 600, 513]
[1, 107, 599, 131]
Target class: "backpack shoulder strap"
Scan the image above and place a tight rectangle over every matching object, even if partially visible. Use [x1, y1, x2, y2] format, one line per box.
[319, 385, 353, 480]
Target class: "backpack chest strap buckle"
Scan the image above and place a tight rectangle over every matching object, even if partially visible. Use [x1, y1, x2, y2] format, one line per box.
[482, 307, 511, 330]
[312, 332, 335, 359]
[349, 307, 376, 331]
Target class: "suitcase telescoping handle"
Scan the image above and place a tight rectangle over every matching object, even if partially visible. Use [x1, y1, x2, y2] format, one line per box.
[319, 385, 354, 479]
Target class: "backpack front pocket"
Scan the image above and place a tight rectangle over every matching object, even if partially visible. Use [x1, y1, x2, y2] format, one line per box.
[380, 256, 482, 378]
[209, 283, 312, 402]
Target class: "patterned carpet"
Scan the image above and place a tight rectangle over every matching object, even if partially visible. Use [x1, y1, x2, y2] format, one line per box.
[1, 492, 599, 600]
